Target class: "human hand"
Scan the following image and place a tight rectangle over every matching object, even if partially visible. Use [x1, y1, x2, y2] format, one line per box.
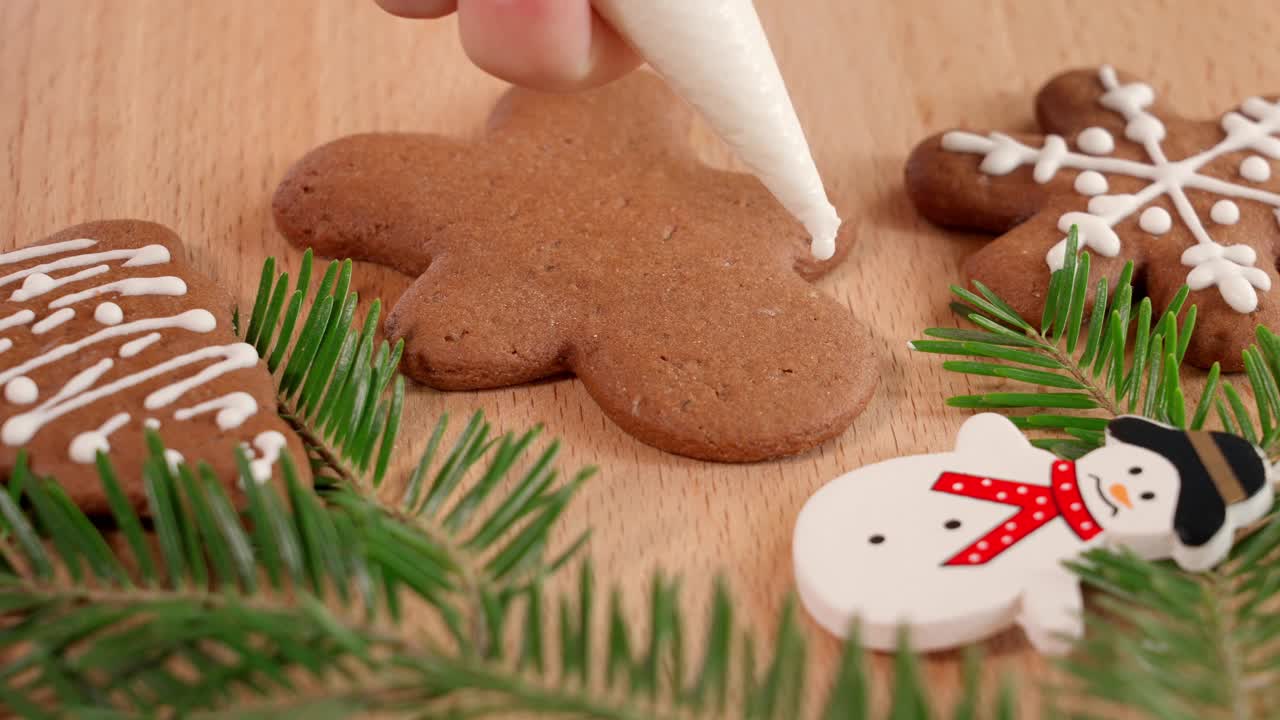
[375, 0, 642, 92]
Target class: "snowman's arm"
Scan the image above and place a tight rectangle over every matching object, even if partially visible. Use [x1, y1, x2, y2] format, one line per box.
[954, 413, 1034, 454]
[1016, 562, 1084, 655]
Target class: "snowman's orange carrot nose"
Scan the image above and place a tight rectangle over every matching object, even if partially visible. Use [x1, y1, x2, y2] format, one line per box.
[1108, 483, 1134, 510]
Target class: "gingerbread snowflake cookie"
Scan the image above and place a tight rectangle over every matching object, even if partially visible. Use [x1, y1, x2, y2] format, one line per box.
[907, 66, 1280, 370]
[273, 73, 876, 462]
[0, 221, 306, 513]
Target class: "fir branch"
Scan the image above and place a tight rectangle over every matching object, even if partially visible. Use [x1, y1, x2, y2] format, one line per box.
[913, 226, 1280, 459]
[0, 440, 1011, 720]
[243, 250, 405, 489]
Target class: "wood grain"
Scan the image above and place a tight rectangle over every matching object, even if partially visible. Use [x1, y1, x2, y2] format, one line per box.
[3, 0, 1279, 714]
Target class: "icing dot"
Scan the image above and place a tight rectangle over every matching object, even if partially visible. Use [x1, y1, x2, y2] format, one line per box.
[968, 553, 981, 563]
[94, 302, 124, 326]
[1139, 206, 1172, 235]
[1056, 463, 1069, 471]
[1082, 521, 1094, 531]
[144, 418, 161, 429]
[4, 376, 38, 405]
[996, 491, 1008, 500]
[1211, 199, 1241, 225]
[1033, 511, 1045, 520]
[69, 432, 110, 464]
[952, 482, 964, 491]
[1241, 155, 1271, 183]
[1060, 483, 1072, 491]
[1076, 127, 1115, 155]
[981, 478, 992, 487]
[1074, 170, 1108, 196]
[20, 273, 55, 296]
[1005, 522, 1017, 531]
[1036, 497, 1048, 505]
[977, 541, 989, 550]
[1070, 502, 1082, 511]
[1002, 536, 1013, 545]
[1016, 486, 1028, 495]
[164, 449, 185, 473]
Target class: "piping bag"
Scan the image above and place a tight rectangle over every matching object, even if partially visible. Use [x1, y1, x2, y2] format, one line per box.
[591, 0, 841, 260]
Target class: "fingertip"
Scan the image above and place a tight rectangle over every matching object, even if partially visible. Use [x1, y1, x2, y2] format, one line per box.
[374, 0, 457, 19]
[458, 0, 640, 92]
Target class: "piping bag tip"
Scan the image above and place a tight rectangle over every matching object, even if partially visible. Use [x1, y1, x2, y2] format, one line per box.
[806, 205, 841, 261]
[592, 0, 841, 260]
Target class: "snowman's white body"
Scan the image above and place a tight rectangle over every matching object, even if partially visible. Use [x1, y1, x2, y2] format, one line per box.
[793, 413, 1215, 654]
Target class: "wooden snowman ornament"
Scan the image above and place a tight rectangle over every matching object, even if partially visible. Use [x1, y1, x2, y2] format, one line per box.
[793, 414, 1275, 654]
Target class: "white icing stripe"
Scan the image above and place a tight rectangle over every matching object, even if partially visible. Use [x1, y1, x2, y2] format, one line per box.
[10, 265, 110, 302]
[0, 309, 35, 332]
[0, 309, 216, 387]
[144, 344, 259, 410]
[69, 412, 131, 464]
[0, 238, 97, 266]
[0, 244, 171, 289]
[175, 391, 258, 430]
[31, 308, 75, 335]
[119, 332, 162, 358]
[1, 342, 254, 447]
[48, 276, 187, 309]
[246, 431, 287, 484]
[0, 339, 11, 355]
[942, 66, 1280, 314]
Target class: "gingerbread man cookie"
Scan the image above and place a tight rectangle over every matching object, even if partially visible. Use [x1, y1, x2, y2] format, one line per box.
[273, 73, 875, 462]
[907, 66, 1280, 370]
[0, 221, 306, 513]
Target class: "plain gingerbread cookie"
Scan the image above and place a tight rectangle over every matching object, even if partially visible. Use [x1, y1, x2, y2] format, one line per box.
[907, 65, 1280, 371]
[273, 73, 876, 462]
[0, 221, 307, 513]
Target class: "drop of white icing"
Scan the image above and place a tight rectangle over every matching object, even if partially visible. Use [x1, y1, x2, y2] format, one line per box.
[1139, 206, 1172, 235]
[1240, 155, 1272, 183]
[1211, 199, 1241, 225]
[68, 433, 110, 464]
[4, 376, 38, 405]
[1073, 170, 1108, 196]
[144, 418, 161, 429]
[164, 449, 185, 473]
[1076, 127, 1115, 155]
[67, 412, 130, 464]
[94, 301, 124, 325]
[20, 273, 55, 296]
[246, 431, 287, 484]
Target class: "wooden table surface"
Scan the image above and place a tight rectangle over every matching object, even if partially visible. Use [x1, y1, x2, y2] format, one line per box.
[4, 0, 1279, 715]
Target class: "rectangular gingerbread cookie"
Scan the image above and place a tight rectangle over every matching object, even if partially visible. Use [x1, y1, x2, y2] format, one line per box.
[0, 220, 307, 513]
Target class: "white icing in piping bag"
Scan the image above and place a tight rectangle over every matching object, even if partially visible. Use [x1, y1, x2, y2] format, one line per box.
[591, 0, 841, 259]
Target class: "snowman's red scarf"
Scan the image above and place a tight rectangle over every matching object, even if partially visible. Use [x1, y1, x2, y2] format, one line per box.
[931, 460, 1102, 566]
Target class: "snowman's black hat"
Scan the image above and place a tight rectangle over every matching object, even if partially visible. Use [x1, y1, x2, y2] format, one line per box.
[1106, 416, 1269, 550]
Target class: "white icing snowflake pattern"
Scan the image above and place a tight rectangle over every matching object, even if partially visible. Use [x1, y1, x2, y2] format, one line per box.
[941, 66, 1280, 313]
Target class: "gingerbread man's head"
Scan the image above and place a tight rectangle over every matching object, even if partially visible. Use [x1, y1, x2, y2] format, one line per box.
[908, 66, 1280, 370]
[273, 73, 875, 462]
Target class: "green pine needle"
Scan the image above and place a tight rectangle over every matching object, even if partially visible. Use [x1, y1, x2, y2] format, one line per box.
[913, 224, 1278, 461]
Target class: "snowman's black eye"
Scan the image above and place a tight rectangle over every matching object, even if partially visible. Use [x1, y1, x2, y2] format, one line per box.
[868, 534, 885, 545]
[1128, 466, 1143, 475]
[944, 519, 962, 530]
[1140, 491, 1156, 501]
